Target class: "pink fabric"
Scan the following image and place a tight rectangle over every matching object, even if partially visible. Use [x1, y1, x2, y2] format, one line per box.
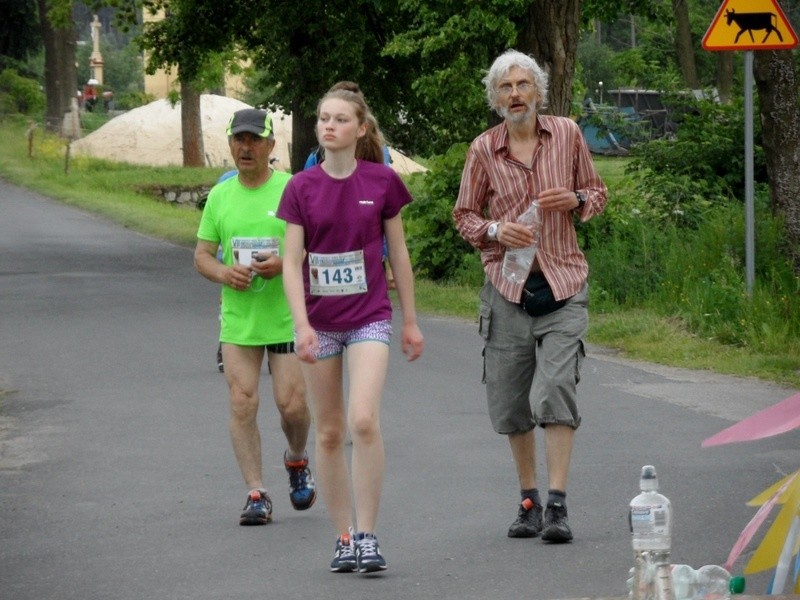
[702, 392, 800, 447]
[722, 472, 797, 571]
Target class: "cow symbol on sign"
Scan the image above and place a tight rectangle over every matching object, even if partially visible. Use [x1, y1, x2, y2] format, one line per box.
[725, 9, 784, 44]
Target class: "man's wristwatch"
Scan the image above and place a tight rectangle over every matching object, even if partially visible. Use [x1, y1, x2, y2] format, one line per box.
[487, 222, 500, 241]
[575, 191, 587, 211]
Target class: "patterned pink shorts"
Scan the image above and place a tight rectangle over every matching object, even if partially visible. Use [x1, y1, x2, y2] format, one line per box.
[312, 319, 393, 359]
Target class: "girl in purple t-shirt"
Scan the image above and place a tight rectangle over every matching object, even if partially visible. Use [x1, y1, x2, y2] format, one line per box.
[279, 88, 424, 574]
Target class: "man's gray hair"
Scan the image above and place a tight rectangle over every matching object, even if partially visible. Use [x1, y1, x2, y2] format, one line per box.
[482, 49, 549, 112]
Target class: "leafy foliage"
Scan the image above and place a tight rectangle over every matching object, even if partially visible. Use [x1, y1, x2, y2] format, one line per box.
[137, 0, 237, 83]
[0, 68, 44, 115]
[0, 0, 42, 73]
[403, 143, 482, 284]
[114, 90, 155, 110]
[625, 96, 767, 227]
[384, 0, 525, 155]
[587, 193, 800, 354]
[582, 0, 666, 25]
[610, 47, 683, 91]
[241, 0, 423, 165]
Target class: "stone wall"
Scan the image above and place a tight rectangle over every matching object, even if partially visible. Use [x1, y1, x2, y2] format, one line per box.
[138, 184, 212, 209]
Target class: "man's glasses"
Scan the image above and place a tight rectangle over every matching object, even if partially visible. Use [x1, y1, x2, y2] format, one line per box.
[497, 82, 534, 96]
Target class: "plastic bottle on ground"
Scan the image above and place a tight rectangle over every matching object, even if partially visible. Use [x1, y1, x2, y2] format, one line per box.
[630, 465, 674, 600]
[695, 565, 732, 600]
[671, 564, 697, 600]
[502, 201, 541, 283]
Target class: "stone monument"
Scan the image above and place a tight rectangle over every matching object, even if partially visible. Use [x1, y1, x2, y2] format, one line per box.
[89, 14, 104, 85]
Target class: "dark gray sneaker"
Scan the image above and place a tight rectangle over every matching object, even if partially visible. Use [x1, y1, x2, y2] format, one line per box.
[507, 497, 543, 538]
[541, 501, 573, 543]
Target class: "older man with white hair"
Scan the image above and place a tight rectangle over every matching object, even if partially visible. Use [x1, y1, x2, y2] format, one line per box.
[454, 50, 608, 543]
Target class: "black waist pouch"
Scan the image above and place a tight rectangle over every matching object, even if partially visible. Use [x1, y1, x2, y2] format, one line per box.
[520, 272, 569, 317]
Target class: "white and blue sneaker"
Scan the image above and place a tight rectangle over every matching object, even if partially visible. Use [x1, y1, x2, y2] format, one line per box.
[330, 532, 357, 573]
[354, 531, 387, 573]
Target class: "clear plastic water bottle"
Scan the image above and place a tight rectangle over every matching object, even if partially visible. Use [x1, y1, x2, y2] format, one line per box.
[502, 201, 541, 283]
[695, 565, 732, 600]
[630, 465, 674, 600]
[671, 564, 697, 600]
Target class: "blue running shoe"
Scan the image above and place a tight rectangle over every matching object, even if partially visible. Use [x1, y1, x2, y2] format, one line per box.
[330, 532, 357, 573]
[239, 489, 272, 526]
[354, 532, 387, 573]
[284, 451, 316, 511]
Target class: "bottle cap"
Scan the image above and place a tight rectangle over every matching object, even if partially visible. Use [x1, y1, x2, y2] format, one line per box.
[640, 465, 659, 490]
[729, 576, 746, 594]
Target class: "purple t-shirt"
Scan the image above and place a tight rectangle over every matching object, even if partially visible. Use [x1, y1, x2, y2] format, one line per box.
[277, 159, 412, 331]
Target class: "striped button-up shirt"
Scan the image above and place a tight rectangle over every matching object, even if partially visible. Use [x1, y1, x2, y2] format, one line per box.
[453, 115, 607, 303]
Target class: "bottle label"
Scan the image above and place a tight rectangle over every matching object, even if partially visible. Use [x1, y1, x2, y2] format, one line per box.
[631, 503, 671, 549]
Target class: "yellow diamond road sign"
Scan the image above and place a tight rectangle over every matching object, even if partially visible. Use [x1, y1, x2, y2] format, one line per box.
[703, 0, 798, 50]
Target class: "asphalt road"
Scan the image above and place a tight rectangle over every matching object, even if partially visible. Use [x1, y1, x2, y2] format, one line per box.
[1, 179, 798, 600]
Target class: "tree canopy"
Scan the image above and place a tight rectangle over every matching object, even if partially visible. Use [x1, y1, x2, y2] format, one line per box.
[134, 0, 689, 161]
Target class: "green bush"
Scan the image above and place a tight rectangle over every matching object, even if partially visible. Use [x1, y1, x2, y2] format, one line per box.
[626, 96, 767, 227]
[0, 69, 44, 115]
[114, 91, 156, 111]
[403, 143, 483, 285]
[587, 191, 800, 353]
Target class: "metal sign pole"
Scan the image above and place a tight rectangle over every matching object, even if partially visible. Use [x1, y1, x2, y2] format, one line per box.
[744, 51, 755, 296]
[702, 1, 799, 298]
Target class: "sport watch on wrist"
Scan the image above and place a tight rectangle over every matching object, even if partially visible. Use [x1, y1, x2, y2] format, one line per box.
[575, 191, 587, 210]
[487, 222, 500, 241]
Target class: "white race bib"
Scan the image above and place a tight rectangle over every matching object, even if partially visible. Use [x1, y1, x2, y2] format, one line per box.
[231, 237, 280, 266]
[308, 250, 368, 296]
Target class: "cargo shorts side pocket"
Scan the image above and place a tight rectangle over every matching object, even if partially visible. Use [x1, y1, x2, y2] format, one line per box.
[478, 303, 492, 342]
[478, 303, 492, 384]
[575, 338, 586, 385]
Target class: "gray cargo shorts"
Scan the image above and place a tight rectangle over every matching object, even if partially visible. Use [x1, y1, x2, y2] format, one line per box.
[478, 280, 588, 435]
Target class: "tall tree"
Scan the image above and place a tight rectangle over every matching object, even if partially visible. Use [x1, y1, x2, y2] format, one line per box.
[753, 49, 800, 271]
[179, 79, 204, 166]
[138, 0, 238, 167]
[517, 0, 583, 116]
[672, 0, 699, 88]
[137, 1, 418, 171]
[385, 0, 532, 154]
[37, 0, 78, 132]
[385, 0, 665, 154]
[240, 1, 418, 171]
[138, 0, 211, 167]
[715, 52, 734, 103]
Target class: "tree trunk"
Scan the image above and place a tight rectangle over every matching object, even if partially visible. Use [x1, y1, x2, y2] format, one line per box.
[753, 50, 800, 272]
[672, 0, 699, 89]
[37, 0, 77, 133]
[180, 80, 205, 167]
[517, 0, 583, 117]
[290, 97, 317, 174]
[715, 52, 734, 104]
